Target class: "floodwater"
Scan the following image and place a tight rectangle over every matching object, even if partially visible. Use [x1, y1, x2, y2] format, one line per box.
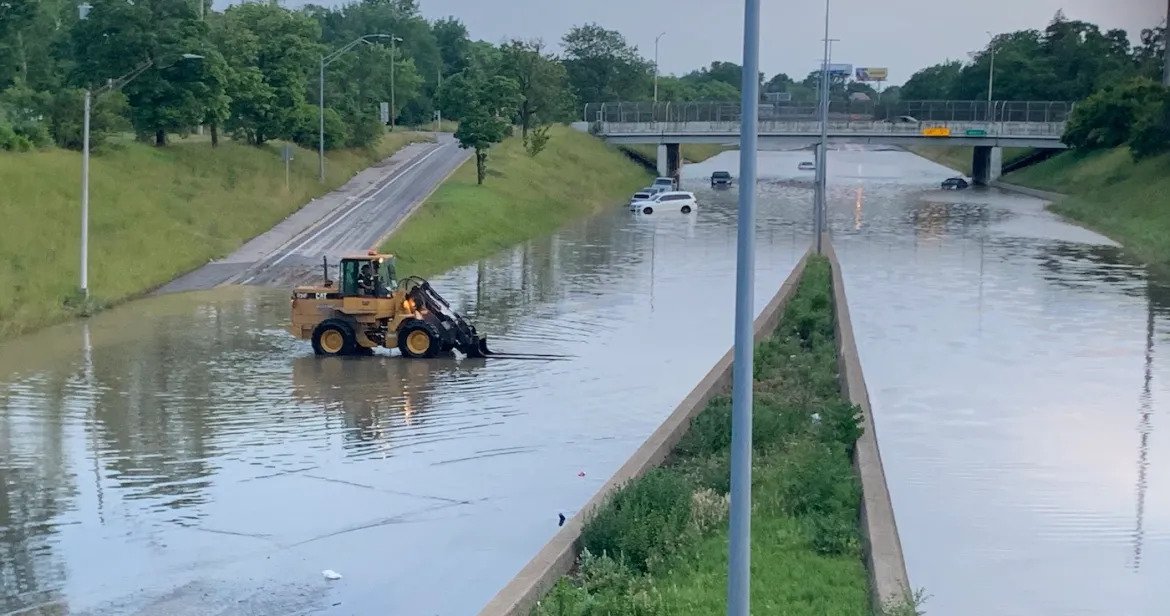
[0, 167, 806, 614]
[4, 146, 1166, 616]
[822, 150, 1170, 615]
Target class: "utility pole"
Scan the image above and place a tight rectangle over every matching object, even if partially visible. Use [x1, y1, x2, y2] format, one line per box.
[1163, 0, 1170, 86]
[318, 34, 391, 182]
[390, 35, 403, 131]
[726, 0, 759, 614]
[653, 32, 666, 103]
[986, 31, 996, 119]
[815, 0, 833, 255]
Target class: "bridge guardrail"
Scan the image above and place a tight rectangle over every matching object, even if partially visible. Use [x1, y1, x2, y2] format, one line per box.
[584, 100, 1073, 125]
[597, 120, 1067, 138]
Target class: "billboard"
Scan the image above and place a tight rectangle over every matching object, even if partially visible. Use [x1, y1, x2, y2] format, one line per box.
[826, 63, 852, 76]
[855, 67, 889, 82]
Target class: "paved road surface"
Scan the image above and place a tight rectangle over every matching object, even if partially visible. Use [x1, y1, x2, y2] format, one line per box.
[156, 134, 470, 294]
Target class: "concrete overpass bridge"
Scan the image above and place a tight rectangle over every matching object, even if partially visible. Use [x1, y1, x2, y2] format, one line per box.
[578, 100, 1072, 185]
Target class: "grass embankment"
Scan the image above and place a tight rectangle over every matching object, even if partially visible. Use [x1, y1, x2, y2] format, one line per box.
[1004, 148, 1170, 268]
[0, 131, 431, 340]
[382, 125, 648, 277]
[905, 145, 1031, 175]
[535, 256, 875, 615]
[624, 143, 729, 165]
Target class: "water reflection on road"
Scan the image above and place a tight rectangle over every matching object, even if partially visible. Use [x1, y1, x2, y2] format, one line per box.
[826, 148, 1170, 615]
[3, 145, 1167, 615]
[0, 173, 802, 615]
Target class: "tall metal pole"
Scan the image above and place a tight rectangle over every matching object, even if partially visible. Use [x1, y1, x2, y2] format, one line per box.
[1163, 0, 1170, 87]
[390, 36, 397, 131]
[986, 32, 996, 118]
[318, 56, 326, 182]
[80, 88, 91, 298]
[815, 0, 831, 254]
[654, 32, 666, 103]
[727, 0, 759, 613]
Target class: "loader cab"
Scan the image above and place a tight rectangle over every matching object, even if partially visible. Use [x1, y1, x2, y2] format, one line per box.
[339, 253, 397, 297]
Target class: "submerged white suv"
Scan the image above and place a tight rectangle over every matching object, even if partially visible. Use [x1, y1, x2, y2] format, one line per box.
[629, 190, 697, 215]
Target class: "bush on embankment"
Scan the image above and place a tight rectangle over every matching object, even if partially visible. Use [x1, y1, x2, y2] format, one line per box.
[1005, 147, 1170, 269]
[0, 131, 430, 340]
[533, 256, 873, 615]
[382, 125, 649, 277]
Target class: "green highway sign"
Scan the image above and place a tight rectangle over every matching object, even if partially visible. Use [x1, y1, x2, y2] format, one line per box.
[965, 129, 988, 136]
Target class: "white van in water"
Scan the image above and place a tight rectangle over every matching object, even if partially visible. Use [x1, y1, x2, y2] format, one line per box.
[629, 190, 697, 215]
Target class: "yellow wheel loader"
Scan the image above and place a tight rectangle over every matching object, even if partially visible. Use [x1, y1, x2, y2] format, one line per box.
[288, 252, 494, 358]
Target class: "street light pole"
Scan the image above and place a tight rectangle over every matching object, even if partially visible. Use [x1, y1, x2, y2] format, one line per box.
[726, 0, 759, 614]
[81, 88, 91, 296]
[815, 0, 832, 255]
[654, 32, 666, 103]
[318, 33, 392, 182]
[1163, 0, 1169, 86]
[77, 54, 202, 298]
[390, 35, 403, 131]
[986, 31, 996, 118]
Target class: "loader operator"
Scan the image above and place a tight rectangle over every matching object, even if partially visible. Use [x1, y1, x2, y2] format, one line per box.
[357, 263, 377, 296]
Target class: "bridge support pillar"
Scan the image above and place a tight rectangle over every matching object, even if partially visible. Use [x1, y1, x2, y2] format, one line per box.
[657, 143, 682, 185]
[972, 146, 1003, 186]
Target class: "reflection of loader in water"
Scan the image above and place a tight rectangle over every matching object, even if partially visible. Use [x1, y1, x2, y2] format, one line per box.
[291, 355, 478, 450]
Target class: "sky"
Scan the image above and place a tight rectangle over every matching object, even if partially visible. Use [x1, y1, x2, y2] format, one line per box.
[268, 0, 1167, 86]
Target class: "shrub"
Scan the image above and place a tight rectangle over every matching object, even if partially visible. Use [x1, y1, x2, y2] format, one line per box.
[1063, 78, 1165, 150]
[580, 469, 693, 572]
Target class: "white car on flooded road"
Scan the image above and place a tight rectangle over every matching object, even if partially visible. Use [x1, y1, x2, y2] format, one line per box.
[629, 190, 697, 215]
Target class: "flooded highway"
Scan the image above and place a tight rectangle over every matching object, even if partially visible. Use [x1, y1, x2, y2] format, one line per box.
[3, 144, 1166, 615]
[823, 150, 1170, 615]
[0, 168, 805, 615]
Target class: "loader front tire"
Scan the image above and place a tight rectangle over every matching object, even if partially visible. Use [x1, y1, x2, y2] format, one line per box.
[312, 319, 357, 356]
[398, 320, 441, 359]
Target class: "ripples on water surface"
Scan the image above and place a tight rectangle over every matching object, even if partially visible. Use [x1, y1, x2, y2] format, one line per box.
[2, 146, 1168, 615]
[0, 169, 803, 615]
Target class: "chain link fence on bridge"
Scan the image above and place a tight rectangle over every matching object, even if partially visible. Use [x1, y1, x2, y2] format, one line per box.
[583, 100, 1073, 125]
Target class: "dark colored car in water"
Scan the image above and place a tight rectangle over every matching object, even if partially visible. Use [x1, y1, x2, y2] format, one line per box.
[941, 177, 969, 190]
[710, 171, 732, 187]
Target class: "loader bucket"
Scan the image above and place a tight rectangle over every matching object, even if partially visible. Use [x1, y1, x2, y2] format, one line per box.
[464, 336, 494, 358]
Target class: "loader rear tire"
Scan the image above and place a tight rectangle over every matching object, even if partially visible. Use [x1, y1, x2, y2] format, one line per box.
[398, 320, 441, 359]
[312, 319, 357, 356]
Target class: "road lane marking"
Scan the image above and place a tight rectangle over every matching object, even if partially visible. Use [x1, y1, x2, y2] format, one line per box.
[238, 144, 446, 284]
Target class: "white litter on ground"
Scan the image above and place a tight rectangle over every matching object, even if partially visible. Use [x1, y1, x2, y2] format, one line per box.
[322, 569, 342, 580]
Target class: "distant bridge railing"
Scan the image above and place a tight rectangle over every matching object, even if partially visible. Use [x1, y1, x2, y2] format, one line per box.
[597, 120, 1066, 138]
[583, 100, 1074, 125]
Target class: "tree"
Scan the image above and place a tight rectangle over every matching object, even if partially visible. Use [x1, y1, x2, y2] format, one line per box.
[499, 39, 572, 141]
[1129, 89, 1170, 159]
[432, 16, 471, 76]
[1062, 77, 1165, 149]
[456, 107, 508, 184]
[67, 0, 213, 146]
[444, 69, 519, 184]
[901, 61, 962, 100]
[215, 3, 320, 146]
[764, 73, 794, 93]
[561, 23, 651, 102]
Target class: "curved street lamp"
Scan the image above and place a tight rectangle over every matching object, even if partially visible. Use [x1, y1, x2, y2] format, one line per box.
[319, 34, 392, 182]
[78, 53, 203, 298]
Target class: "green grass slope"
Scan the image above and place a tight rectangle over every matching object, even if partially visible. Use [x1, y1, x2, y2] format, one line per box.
[1005, 148, 1170, 267]
[382, 125, 649, 277]
[0, 132, 430, 339]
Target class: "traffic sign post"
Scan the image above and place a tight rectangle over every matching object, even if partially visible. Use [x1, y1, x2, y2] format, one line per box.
[379, 102, 390, 125]
[282, 144, 294, 191]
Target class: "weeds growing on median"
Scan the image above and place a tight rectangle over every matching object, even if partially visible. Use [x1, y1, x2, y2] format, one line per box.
[533, 257, 874, 615]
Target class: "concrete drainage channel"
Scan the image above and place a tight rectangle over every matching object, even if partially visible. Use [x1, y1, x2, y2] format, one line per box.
[477, 238, 912, 615]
